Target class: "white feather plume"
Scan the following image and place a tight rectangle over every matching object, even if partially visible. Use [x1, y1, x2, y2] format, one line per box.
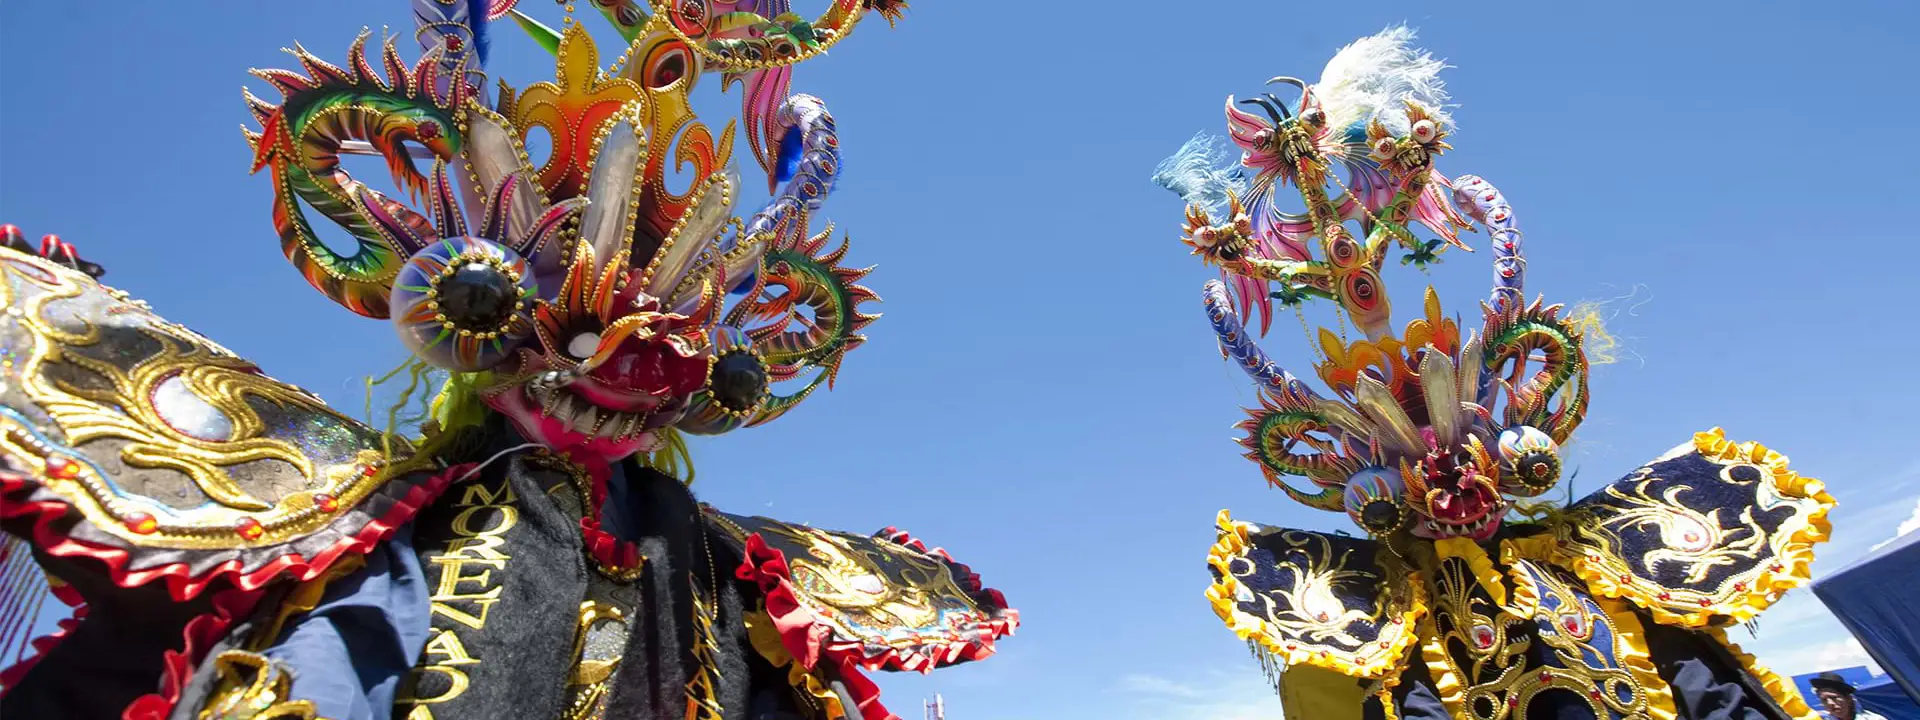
[1315, 26, 1452, 137]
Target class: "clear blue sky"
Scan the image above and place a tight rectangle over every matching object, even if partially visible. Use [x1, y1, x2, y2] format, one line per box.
[4, 1, 1918, 718]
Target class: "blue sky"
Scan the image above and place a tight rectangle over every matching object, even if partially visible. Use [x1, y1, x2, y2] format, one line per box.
[4, 1, 1919, 718]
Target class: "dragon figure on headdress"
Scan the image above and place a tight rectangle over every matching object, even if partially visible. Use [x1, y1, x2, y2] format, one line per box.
[1155, 27, 1830, 720]
[0, 2, 1017, 718]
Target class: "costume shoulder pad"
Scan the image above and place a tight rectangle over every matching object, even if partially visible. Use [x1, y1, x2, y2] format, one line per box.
[0, 247, 453, 600]
[1206, 510, 1424, 680]
[1549, 428, 1834, 628]
[706, 509, 1019, 674]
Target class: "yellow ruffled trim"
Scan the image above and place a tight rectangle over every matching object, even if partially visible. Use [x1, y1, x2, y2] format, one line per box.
[1415, 611, 1467, 718]
[1706, 627, 1821, 720]
[1434, 537, 1507, 607]
[745, 611, 847, 719]
[1499, 535, 1563, 618]
[1205, 510, 1425, 679]
[1561, 428, 1836, 628]
[1591, 594, 1679, 720]
[1375, 689, 1399, 720]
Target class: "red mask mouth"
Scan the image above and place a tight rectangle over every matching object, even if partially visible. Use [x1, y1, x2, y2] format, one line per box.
[485, 268, 717, 462]
[1408, 445, 1506, 541]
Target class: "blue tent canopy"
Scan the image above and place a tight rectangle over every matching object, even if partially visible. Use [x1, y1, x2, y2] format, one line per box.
[1812, 527, 1920, 709]
[1856, 676, 1920, 719]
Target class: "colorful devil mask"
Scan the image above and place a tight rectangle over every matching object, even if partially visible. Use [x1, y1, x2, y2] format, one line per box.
[1155, 28, 1586, 542]
[245, 4, 880, 465]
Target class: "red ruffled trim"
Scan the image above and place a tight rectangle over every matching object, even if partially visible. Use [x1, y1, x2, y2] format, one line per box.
[0, 463, 471, 714]
[0, 463, 470, 602]
[119, 585, 261, 720]
[875, 527, 1020, 635]
[736, 526, 1019, 720]
[573, 461, 641, 573]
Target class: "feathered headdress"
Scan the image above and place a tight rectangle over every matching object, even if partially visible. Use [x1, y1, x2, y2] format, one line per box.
[244, 0, 899, 448]
[1158, 29, 1588, 542]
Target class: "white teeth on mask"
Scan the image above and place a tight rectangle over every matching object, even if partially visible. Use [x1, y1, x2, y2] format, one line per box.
[528, 384, 652, 441]
[614, 412, 642, 439]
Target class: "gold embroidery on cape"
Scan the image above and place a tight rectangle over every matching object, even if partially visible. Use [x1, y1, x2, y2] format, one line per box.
[763, 522, 949, 632]
[1205, 513, 1424, 679]
[1418, 548, 1651, 720]
[395, 478, 517, 717]
[0, 248, 420, 547]
[1579, 472, 1766, 584]
[684, 583, 724, 720]
[200, 650, 321, 720]
[1552, 432, 1835, 628]
[563, 601, 631, 720]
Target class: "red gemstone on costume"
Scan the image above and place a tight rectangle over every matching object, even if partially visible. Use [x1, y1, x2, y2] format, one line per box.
[1590, 690, 1603, 701]
[1733, 582, 1746, 591]
[125, 512, 158, 535]
[235, 517, 265, 540]
[1471, 625, 1495, 649]
[1698, 598, 1712, 607]
[1769, 563, 1784, 572]
[445, 35, 463, 50]
[1316, 612, 1330, 622]
[361, 464, 379, 477]
[315, 494, 338, 512]
[1618, 574, 1632, 584]
[44, 456, 82, 480]
[1562, 616, 1583, 634]
[1500, 267, 1516, 278]
[1508, 697, 1520, 709]
[417, 121, 442, 140]
[1539, 671, 1552, 683]
[1659, 592, 1672, 600]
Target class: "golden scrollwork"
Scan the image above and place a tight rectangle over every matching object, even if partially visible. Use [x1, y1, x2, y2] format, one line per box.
[0, 247, 425, 548]
[710, 512, 991, 653]
[1416, 542, 1656, 720]
[562, 601, 631, 720]
[684, 584, 725, 720]
[199, 650, 321, 720]
[1205, 511, 1425, 679]
[760, 522, 946, 631]
[1553, 430, 1835, 628]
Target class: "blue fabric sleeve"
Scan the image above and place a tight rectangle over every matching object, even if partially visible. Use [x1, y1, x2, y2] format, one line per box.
[261, 523, 432, 720]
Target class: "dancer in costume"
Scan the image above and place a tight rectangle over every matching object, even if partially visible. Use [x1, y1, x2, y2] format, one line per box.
[1154, 28, 1828, 720]
[0, 2, 1016, 718]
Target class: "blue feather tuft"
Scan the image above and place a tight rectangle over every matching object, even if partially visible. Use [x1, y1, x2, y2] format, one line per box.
[1150, 132, 1248, 217]
[774, 126, 804, 184]
[467, 0, 492, 65]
